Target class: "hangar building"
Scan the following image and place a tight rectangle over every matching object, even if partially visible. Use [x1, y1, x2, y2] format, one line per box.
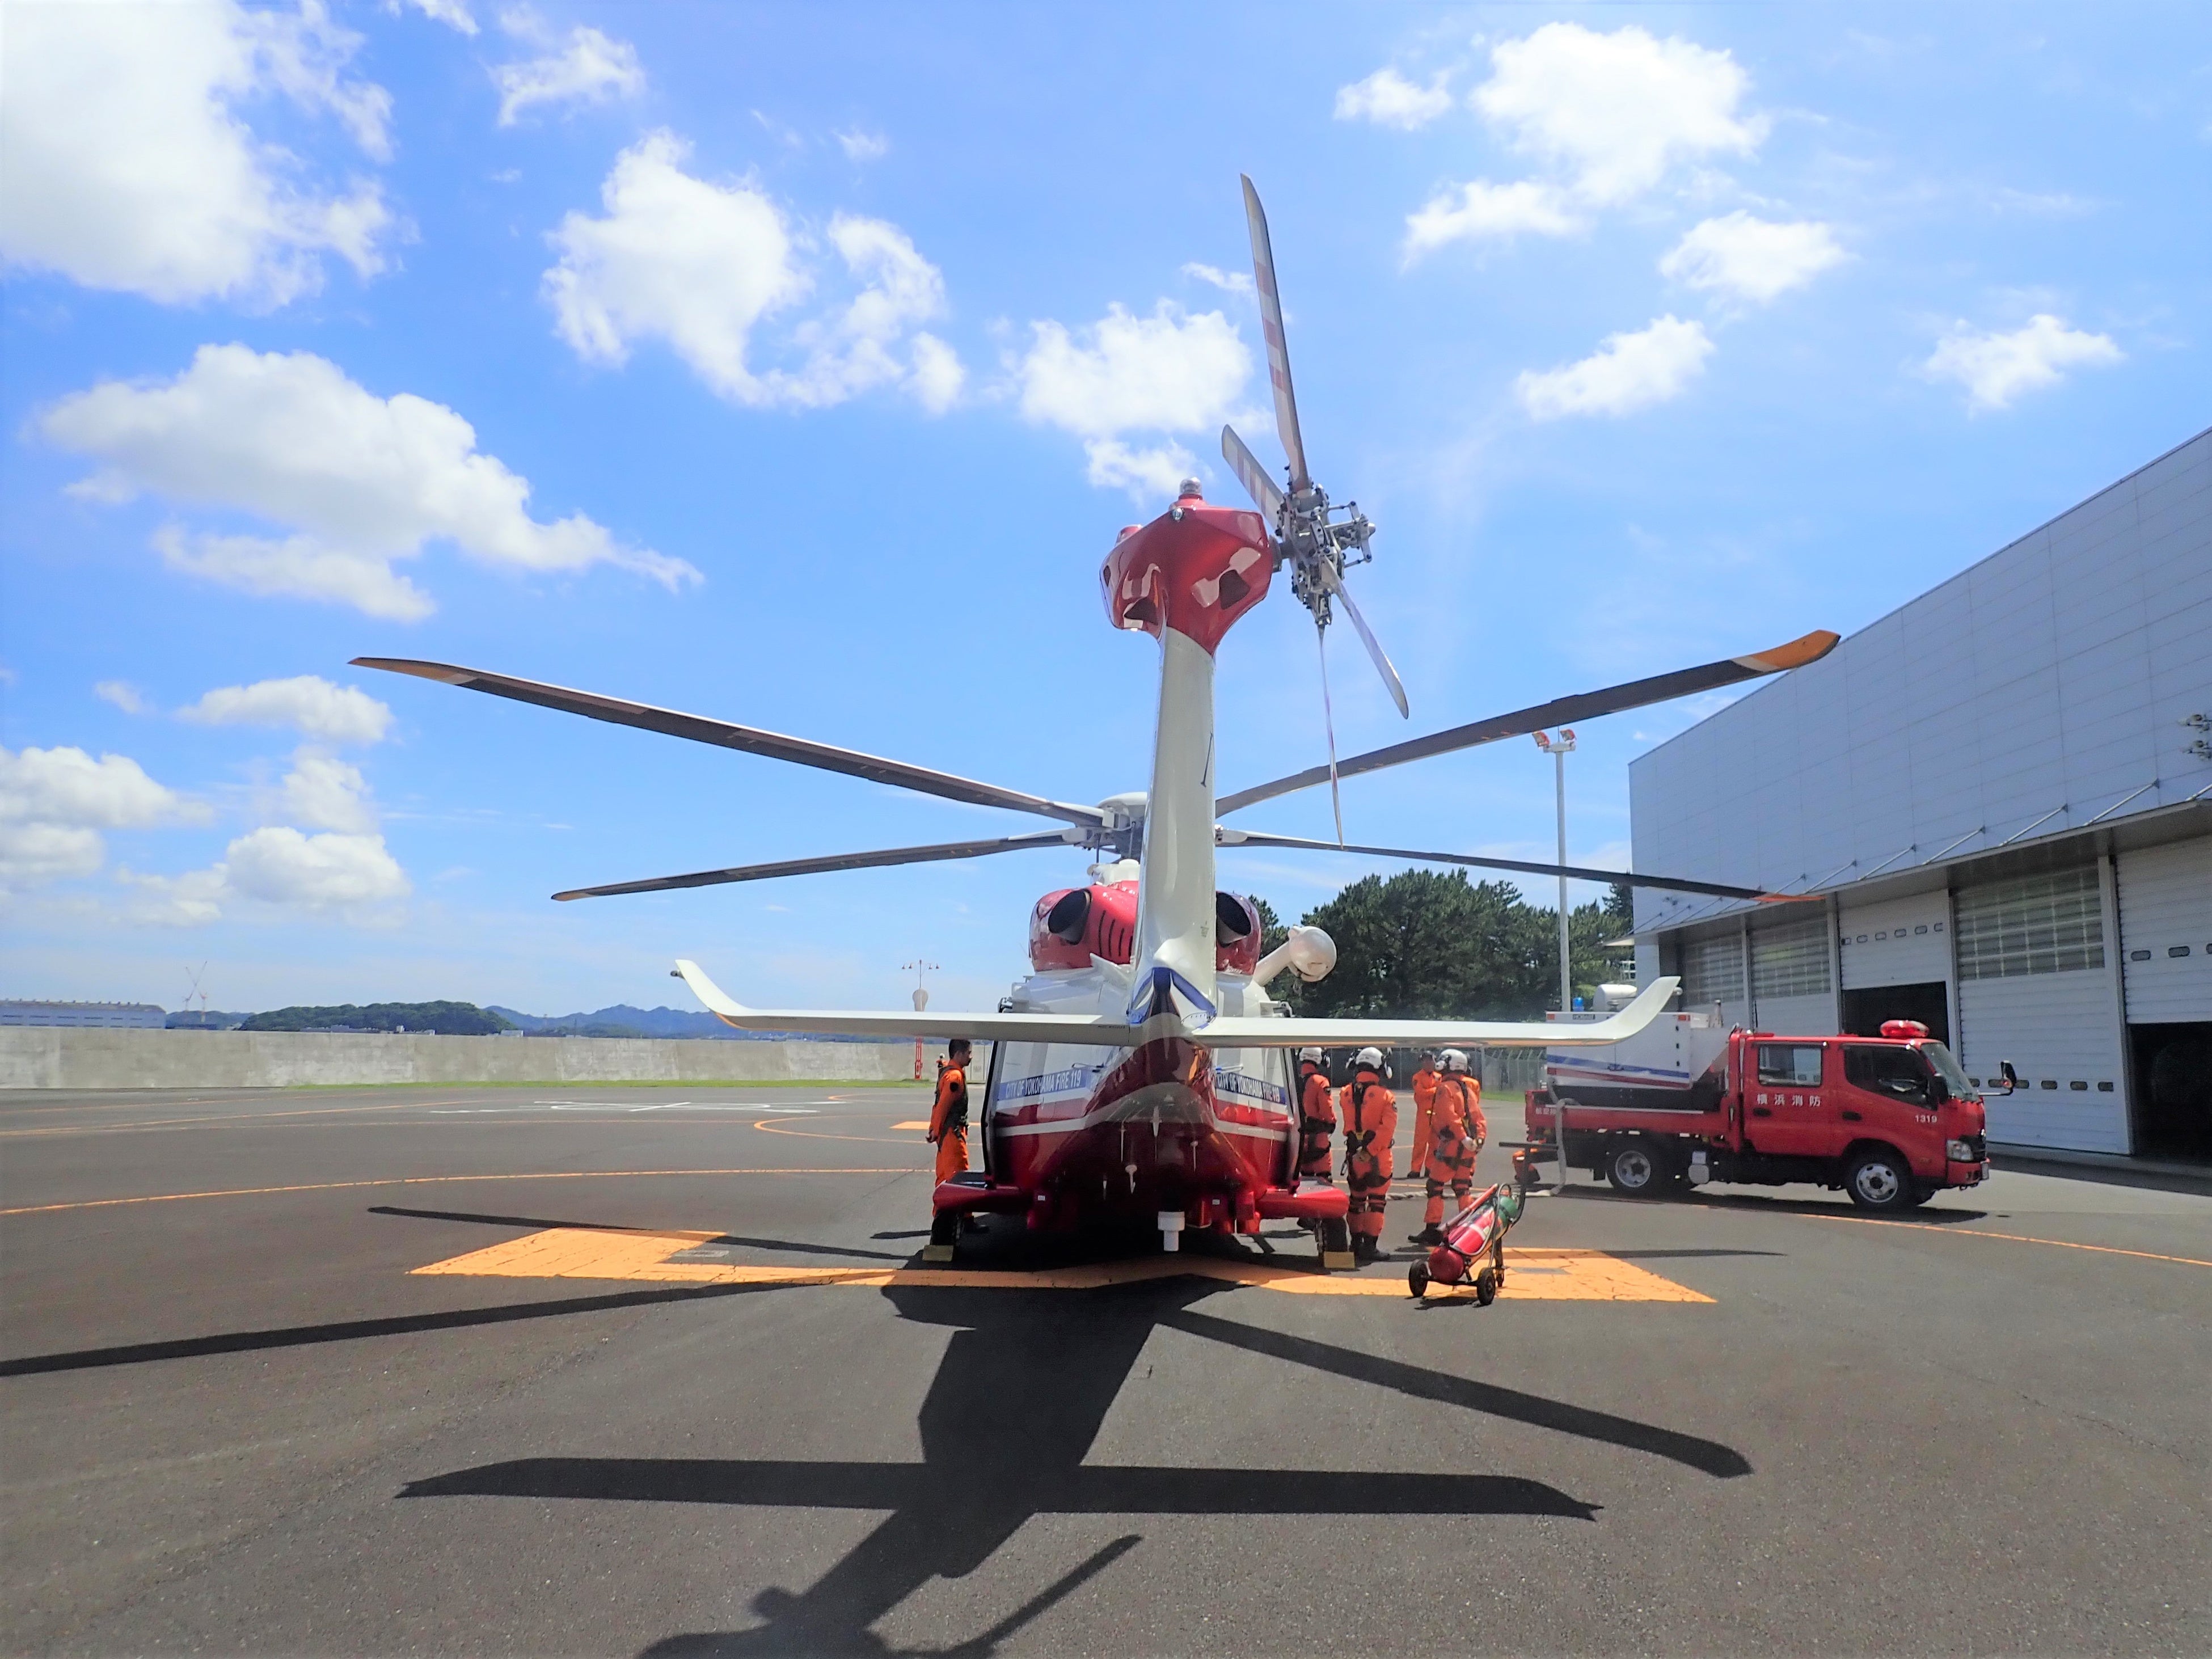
[1630, 426, 2211, 1161]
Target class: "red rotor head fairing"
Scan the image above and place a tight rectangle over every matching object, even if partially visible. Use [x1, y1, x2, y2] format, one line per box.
[1100, 489, 1273, 655]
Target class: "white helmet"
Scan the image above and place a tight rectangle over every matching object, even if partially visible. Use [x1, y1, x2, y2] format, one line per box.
[1355, 1046, 1384, 1069]
[1441, 1048, 1470, 1073]
[1298, 1047, 1323, 1063]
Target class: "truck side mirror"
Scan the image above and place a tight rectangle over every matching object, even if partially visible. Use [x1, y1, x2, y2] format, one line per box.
[1995, 1062, 2018, 1096]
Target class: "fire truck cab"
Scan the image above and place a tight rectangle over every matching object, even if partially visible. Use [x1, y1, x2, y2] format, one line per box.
[1526, 1019, 1995, 1212]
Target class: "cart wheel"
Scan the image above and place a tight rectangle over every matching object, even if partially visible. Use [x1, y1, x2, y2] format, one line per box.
[1407, 1262, 1429, 1299]
[1475, 1267, 1497, 1306]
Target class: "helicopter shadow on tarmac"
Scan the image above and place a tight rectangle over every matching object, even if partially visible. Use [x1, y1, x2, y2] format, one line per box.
[400, 1236, 1751, 1657]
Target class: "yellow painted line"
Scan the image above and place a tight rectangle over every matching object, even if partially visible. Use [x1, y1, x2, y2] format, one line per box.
[891, 1120, 931, 1132]
[0, 1167, 927, 1218]
[1796, 1211, 2212, 1268]
[753, 1115, 923, 1146]
[411, 1228, 1712, 1302]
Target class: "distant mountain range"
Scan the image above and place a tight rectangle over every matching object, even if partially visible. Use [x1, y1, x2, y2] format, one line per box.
[154, 1001, 905, 1042]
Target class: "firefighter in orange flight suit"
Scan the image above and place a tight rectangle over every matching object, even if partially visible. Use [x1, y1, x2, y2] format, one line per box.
[1338, 1047, 1397, 1264]
[927, 1037, 972, 1188]
[1411, 1048, 1487, 1246]
[1295, 1047, 1336, 1181]
[1405, 1052, 1440, 1191]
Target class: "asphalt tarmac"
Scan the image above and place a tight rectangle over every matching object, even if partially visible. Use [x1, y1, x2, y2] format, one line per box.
[2, 1083, 2207, 1657]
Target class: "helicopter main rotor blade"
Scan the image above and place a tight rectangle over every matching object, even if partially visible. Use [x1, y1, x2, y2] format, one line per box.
[354, 658, 1107, 830]
[1318, 563, 1409, 719]
[1215, 628, 1841, 816]
[1218, 830, 1817, 904]
[553, 830, 1074, 901]
[1221, 424, 1285, 523]
[1240, 175, 1311, 494]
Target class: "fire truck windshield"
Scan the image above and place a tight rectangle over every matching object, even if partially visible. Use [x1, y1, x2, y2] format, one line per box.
[1921, 1042, 1973, 1097]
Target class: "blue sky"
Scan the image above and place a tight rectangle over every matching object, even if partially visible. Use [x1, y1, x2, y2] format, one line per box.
[4, 1, 2208, 1018]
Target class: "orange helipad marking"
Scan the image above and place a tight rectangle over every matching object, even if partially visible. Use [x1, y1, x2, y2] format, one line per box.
[411, 1228, 1712, 1302]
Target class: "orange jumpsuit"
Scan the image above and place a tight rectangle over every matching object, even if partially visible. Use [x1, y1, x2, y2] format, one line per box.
[1337, 1068, 1397, 1246]
[1406, 1064, 1438, 1184]
[927, 1057, 969, 1186]
[1422, 1073, 1487, 1227]
[1296, 1061, 1336, 1180]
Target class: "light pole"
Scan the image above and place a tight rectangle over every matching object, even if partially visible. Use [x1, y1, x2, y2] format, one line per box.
[1533, 729, 1577, 1191]
[1532, 728, 1578, 1015]
[903, 959, 938, 1080]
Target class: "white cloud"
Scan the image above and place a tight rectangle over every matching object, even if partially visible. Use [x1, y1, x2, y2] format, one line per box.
[1012, 301, 1250, 500]
[180, 676, 394, 745]
[226, 826, 408, 907]
[277, 750, 377, 833]
[1474, 23, 1765, 205]
[394, 0, 478, 34]
[1660, 212, 1846, 303]
[835, 129, 889, 163]
[122, 826, 408, 923]
[3, 824, 109, 886]
[1403, 180, 1584, 259]
[1516, 314, 1713, 420]
[94, 681, 147, 715]
[545, 131, 961, 413]
[909, 334, 966, 415]
[0, 744, 202, 888]
[40, 344, 694, 619]
[1335, 67, 1454, 130]
[1922, 314, 2123, 412]
[1082, 438, 1199, 500]
[493, 8, 645, 126]
[1181, 262, 1253, 296]
[116, 863, 230, 927]
[0, 0, 395, 306]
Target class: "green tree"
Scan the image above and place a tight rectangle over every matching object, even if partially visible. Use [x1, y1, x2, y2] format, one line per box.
[1292, 869, 1551, 1019]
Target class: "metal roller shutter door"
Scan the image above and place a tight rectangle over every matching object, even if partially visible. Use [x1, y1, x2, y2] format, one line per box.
[1751, 914, 1834, 1034]
[1960, 975, 2129, 1151]
[1955, 865, 2129, 1153]
[1676, 932, 1747, 1031]
[2117, 837, 2212, 1023]
[1838, 892, 1951, 989]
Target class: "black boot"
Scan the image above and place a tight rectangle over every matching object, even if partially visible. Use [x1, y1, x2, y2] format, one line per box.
[1410, 1225, 1445, 1247]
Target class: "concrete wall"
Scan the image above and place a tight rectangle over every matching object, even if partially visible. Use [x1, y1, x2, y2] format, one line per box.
[0, 1028, 977, 1091]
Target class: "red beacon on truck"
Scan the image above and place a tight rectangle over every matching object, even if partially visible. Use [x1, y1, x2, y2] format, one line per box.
[1525, 1006, 2000, 1211]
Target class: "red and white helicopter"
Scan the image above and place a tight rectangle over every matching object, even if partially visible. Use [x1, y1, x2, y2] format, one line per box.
[358, 178, 1834, 1268]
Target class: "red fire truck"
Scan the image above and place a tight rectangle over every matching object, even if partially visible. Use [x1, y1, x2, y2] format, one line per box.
[1525, 1016, 1999, 1211]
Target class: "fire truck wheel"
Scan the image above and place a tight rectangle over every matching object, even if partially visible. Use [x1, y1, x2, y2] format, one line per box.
[1474, 1268, 1497, 1306]
[1407, 1263, 1429, 1299]
[1605, 1141, 1664, 1197]
[1844, 1146, 1914, 1213]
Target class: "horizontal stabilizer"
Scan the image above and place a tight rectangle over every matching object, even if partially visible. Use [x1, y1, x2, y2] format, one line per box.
[1203, 977, 1681, 1050]
[673, 960, 1156, 1048]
